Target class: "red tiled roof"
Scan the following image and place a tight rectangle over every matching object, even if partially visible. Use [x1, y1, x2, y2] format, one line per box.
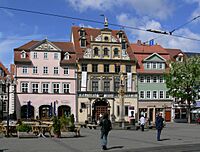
[0, 62, 11, 80]
[71, 26, 136, 61]
[131, 42, 170, 73]
[165, 48, 186, 61]
[14, 40, 76, 64]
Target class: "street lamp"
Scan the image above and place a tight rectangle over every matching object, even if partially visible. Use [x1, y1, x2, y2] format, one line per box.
[5, 75, 12, 137]
[119, 73, 125, 129]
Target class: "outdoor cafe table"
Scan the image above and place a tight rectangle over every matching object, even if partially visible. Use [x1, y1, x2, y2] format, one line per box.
[32, 124, 50, 138]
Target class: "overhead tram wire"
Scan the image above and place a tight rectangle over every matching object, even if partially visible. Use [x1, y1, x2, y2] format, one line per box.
[144, 15, 200, 44]
[0, 6, 200, 42]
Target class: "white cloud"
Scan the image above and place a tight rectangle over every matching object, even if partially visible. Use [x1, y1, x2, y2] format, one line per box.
[66, 0, 174, 19]
[117, 13, 200, 53]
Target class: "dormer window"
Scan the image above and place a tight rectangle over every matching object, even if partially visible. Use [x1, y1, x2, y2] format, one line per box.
[64, 52, 70, 60]
[79, 28, 85, 37]
[94, 47, 99, 56]
[104, 48, 109, 56]
[21, 51, 26, 59]
[122, 39, 126, 50]
[80, 38, 86, 48]
[176, 53, 183, 62]
[114, 48, 119, 56]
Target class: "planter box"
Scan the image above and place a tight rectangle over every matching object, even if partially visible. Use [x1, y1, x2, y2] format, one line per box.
[17, 131, 38, 138]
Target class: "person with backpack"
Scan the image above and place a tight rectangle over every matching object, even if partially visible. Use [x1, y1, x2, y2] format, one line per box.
[99, 113, 112, 150]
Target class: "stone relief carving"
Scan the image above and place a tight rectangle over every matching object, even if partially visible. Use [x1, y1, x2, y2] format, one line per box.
[35, 43, 57, 51]
[83, 48, 92, 58]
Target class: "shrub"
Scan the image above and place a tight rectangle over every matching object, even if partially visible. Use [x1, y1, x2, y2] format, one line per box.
[17, 123, 32, 132]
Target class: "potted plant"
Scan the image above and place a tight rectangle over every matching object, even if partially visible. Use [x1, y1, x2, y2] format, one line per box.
[16, 123, 32, 138]
[52, 116, 61, 138]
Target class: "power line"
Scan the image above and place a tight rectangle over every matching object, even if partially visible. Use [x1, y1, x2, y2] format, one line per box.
[0, 6, 200, 42]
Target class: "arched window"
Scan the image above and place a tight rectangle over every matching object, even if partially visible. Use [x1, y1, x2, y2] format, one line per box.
[94, 47, 99, 56]
[21, 51, 26, 59]
[64, 52, 70, 60]
[104, 48, 109, 56]
[104, 36, 109, 41]
[114, 48, 119, 56]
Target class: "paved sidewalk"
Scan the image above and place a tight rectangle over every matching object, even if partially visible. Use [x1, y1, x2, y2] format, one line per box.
[0, 123, 200, 152]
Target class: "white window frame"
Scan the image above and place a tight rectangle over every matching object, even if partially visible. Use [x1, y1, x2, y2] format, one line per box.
[32, 66, 38, 74]
[32, 83, 39, 93]
[146, 62, 151, 69]
[64, 52, 70, 60]
[152, 76, 157, 83]
[54, 67, 59, 75]
[140, 91, 145, 99]
[159, 63, 163, 69]
[63, 83, 70, 93]
[166, 91, 170, 99]
[152, 62, 157, 69]
[21, 82, 28, 93]
[54, 52, 59, 60]
[42, 83, 49, 93]
[153, 91, 158, 99]
[43, 66, 48, 74]
[146, 76, 151, 83]
[52, 83, 60, 93]
[159, 76, 164, 83]
[22, 66, 28, 74]
[140, 76, 145, 83]
[159, 90, 164, 99]
[33, 52, 38, 59]
[21, 51, 26, 59]
[44, 52, 48, 59]
[146, 91, 151, 99]
[64, 66, 69, 75]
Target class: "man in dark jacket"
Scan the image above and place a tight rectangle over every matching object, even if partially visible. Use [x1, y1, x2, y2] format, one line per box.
[155, 112, 164, 141]
[99, 113, 112, 150]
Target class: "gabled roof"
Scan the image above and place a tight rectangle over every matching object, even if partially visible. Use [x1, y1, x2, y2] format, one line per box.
[0, 62, 11, 80]
[143, 53, 166, 62]
[71, 26, 136, 61]
[165, 48, 186, 61]
[14, 40, 76, 64]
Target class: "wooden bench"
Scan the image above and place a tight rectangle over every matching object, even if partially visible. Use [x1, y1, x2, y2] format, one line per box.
[87, 124, 98, 129]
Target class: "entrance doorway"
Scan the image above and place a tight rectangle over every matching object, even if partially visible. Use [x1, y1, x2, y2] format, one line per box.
[92, 98, 110, 122]
[39, 105, 51, 120]
[21, 105, 34, 119]
[58, 105, 71, 117]
[165, 110, 171, 122]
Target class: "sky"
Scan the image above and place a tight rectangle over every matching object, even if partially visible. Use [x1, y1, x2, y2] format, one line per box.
[0, 0, 200, 68]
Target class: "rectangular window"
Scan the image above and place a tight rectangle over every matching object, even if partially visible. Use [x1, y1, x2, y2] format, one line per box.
[43, 67, 48, 74]
[122, 42, 126, 49]
[64, 66, 69, 75]
[92, 64, 98, 72]
[159, 76, 164, 83]
[140, 76, 144, 83]
[21, 82, 28, 93]
[125, 106, 129, 116]
[153, 76, 157, 83]
[153, 62, 157, 69]
[32, 83, 39, 93]
[53, 83, 59, 93]
[146, 76, 151, 83]
[54, 67, 59, 75]
[147, 62, 151, 69]
[3, 101, 7, 112]
[115, 65, 120, 73]
[33, 52, 38, 59]
[126, 65, 131, 73]
[159, 91, 164, 99]
[104, 64, 109, 73]
[166, 91, 170, 99]
[92, 81, 98, 91]
[140, 91, 144, 99]
[146, 91, 151, 99]
[82, 64, 87, 72]
[63, 83, 70, 93]
[104, 81, 110, 92]
[159, 63, 163, 69]
[32, 66, 38, 74]
[153, 91, 157, 99]
[22, 66, 28, 74]
[80, 39, 86, 47]
[42, 83, 49, 93]
[54, 53, 59, 60]
[44, 52, 48, 59]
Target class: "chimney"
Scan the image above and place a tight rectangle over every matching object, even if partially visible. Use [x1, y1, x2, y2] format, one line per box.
[137, 40, 142, 45]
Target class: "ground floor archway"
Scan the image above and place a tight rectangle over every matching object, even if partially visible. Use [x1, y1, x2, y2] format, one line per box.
[21, 105, 34, 119]
[58, 105, 71, 117]
[39, 105, 52, 120]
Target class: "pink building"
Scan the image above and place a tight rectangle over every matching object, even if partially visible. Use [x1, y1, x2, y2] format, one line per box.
[14, 39, 77, 120]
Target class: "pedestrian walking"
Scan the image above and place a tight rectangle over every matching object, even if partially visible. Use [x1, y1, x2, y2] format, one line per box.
[140, 115, 145, 131]
[155, 112, 164, 141]
[99, 113, 112, 150]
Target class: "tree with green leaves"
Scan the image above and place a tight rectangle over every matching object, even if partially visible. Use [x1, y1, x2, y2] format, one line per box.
[165, 56, 200, 123]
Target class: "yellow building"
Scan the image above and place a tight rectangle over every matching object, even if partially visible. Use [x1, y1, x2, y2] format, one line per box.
[71, 22, 138, 123]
